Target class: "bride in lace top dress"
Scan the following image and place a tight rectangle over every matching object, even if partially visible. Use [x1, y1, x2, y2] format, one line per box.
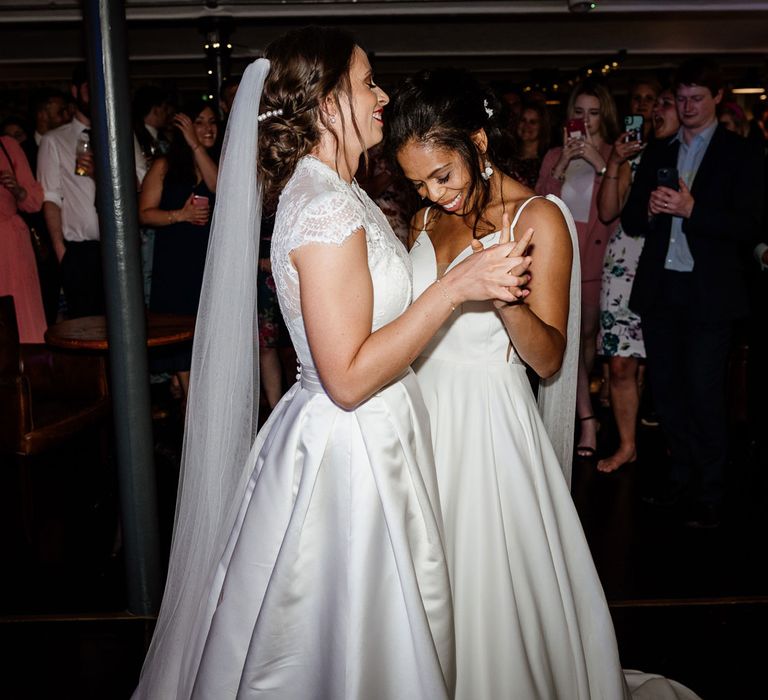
[133, 28, 531, 699]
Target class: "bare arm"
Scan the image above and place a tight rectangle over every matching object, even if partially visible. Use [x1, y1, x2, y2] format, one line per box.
[495, 201, 572, 378]
[597, 133, 642, 223]
[138, 158, 208, 227]
[294, 227, 530, 410]
[193, 147, 218, 193]
[42, 202, 65, 261]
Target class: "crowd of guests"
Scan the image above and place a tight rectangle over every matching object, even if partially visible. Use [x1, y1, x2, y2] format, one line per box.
[2, 57, 765, 528]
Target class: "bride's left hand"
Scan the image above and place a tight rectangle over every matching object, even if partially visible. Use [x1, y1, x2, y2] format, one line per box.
[471, 211, 533, 306]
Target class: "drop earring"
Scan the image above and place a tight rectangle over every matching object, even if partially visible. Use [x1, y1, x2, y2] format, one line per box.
[481, 159, 494, 181]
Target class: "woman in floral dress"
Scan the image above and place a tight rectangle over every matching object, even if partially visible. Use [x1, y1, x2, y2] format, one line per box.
[596, 88, 678, 472]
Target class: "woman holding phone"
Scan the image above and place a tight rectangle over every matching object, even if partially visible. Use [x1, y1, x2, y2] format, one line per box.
[596, 88, 679, 472]
[139, 99, 219, 402]
[537, 81, 619, 460]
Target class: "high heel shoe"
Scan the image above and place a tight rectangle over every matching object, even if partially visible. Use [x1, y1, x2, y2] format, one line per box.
[575, 415, 599, 460]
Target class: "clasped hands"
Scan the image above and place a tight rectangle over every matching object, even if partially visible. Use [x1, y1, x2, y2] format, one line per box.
[648, 180, 694, 219]
[0, 168, 26, 201]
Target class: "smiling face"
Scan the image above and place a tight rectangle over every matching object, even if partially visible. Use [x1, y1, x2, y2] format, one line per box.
[397, 139, 477, 215]
[675, 84, 721, 134]
[336, 46, 389, 154]
[193, 106, 218, 150]
[652, 90, 680, 140]
[571, 94, 602, 138]
[517, 108, 541, 143]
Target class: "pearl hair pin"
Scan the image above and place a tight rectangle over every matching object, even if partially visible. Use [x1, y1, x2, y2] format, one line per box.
[257, 108, 284, 122]
[483, 99, 494, 119]
[481, 159, 494, 181]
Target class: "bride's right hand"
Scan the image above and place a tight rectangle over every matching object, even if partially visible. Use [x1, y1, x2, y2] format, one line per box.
[443, 221, 532, 305]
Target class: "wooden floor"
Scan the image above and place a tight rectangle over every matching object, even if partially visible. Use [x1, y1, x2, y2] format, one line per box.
[1, 381, 765, 698]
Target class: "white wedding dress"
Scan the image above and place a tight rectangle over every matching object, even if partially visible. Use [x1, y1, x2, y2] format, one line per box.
[410, 195, 701, 700]
[138, 155, 454, 699]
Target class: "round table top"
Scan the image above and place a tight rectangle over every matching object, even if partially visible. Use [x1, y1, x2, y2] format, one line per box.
[45, 312, 196, 351]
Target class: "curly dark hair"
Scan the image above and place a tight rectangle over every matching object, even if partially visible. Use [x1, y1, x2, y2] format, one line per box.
[258, 26, 366, 205]
[384, 68, 516, 237]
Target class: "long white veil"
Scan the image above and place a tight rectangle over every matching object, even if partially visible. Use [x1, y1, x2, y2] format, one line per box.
[133, 58, 269, 698]
[537, 197, 581, 487]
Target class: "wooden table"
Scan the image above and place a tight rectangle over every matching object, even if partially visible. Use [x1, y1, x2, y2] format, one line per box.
[45, 312, 196, 351]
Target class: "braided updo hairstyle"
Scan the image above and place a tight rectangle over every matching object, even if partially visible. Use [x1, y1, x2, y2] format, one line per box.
[258, 26, 359, 205]
[385, 68, 515, 236]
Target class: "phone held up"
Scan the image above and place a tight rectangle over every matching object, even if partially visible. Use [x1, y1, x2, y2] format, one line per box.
[566, 118, 587, 140]
[624, 114, 644, 143]
[656, 167, 680, 191]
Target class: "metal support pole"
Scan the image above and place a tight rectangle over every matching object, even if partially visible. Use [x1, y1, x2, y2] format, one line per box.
[83, 0, 161, 616]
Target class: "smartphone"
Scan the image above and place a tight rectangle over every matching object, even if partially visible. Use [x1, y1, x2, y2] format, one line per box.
[624, 114, 644, 143]
[656, 167, 679, 191]
[566, 118, 586, 140]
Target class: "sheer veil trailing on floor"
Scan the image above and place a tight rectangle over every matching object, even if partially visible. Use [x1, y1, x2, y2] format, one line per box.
[133, 59, 269, 698]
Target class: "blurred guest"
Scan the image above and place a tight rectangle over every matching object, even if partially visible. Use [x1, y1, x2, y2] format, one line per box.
[257, 211, 291, 410]
[37, 63, 104, 318]
[356, 142, 418, 245]
[24, 88, 69, 324]
[1, 116, 29, 146]
[138, 99, 219, 402]
[718, 101, 749, 137]
[219, 76, 241, 119]
[509, 100, 550, 189]
[133, 85, 173, 303]
[500, 87, 523, 132]
[0, 135, 46, 342]
[26, 88, 69, 167]
[748, 102, 768, 146]
[622, 58, 764, 528]
[537, 81, 619, 461]
[596, 88, 678, 473]
[133, 85, 173, 187]
[627, 78, 661, 143]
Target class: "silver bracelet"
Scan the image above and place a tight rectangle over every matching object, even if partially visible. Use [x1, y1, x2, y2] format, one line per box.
[434, 277, 456, 312]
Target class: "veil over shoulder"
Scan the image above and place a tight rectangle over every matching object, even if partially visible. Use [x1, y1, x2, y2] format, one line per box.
[133, 58, 269, 698]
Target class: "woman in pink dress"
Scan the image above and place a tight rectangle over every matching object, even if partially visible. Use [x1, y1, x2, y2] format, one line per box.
[0, 135, 46, 342]
[537, 82, 619, 460]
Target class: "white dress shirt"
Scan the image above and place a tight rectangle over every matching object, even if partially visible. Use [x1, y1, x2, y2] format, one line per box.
[37, 117, 99, 242]
[134, 122, 159, 186]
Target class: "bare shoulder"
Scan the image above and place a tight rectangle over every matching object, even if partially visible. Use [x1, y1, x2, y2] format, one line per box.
[407, 205, 431, 250]
[514, 196, 569, 245]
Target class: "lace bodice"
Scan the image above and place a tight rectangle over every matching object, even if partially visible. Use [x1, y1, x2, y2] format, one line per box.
[271, 156, 413, 370]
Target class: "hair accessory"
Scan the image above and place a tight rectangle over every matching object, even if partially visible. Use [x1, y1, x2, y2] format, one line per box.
[483, 99, 494, 119]
[257, 108, 283, 123]
[481, 159, 494, 181]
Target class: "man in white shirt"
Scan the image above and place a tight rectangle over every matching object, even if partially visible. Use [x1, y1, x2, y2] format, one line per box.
[37, 64, 103, 318]
[132, 85, 172, 188]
